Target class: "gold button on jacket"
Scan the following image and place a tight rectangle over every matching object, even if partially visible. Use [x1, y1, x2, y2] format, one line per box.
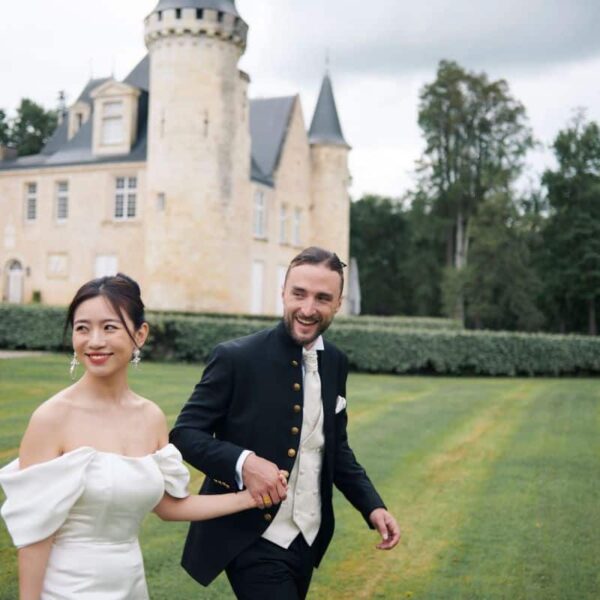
[293, 404, 302, 413]
[288, 448, 297, 458]
[293, 383, 301, 392]
[291, 426, 300, 435]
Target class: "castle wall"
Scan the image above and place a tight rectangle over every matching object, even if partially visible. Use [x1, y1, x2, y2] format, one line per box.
[250, 99, 312, 315]
[0, 163, 146, 305]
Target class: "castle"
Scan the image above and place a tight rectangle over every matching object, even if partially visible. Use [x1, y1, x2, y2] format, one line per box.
[0, 0, 352, 315]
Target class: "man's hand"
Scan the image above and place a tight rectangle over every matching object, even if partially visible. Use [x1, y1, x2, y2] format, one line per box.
[242, 454, 288, 509]
[369, 508, 401, 550]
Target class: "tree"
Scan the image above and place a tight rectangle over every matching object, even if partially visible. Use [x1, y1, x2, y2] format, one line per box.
[403, 190, 445, 316]
[350, 195, 413, 315]
[462, 193, 544, 331]
[417, 60, 534, 322]
[0, 109, 9, 146]
[542, 113, 600, 335]
[9, 99, 58, 156]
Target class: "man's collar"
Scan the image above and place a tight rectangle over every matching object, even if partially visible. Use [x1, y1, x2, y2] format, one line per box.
[304, 335, 324, 352]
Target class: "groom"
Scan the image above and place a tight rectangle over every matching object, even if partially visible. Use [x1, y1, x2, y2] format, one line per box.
[170, 247, 400, 599]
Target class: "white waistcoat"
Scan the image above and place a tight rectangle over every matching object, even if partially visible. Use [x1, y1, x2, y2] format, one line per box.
[262, 374, 325, 548]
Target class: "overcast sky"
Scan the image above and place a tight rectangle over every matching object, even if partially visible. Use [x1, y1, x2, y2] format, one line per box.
[2, 0, 600, 198]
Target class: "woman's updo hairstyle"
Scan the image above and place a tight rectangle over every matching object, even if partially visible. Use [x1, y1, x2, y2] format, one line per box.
[64, 273, 146, 346]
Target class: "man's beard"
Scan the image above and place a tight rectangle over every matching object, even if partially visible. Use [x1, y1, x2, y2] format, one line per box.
[283, 312, 333, 346]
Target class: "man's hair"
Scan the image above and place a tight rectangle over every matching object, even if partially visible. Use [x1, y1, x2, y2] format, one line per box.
[285, 246, 347, 294]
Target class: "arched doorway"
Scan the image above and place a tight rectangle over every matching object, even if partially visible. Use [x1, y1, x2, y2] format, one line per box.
[6, 260, 24, 304]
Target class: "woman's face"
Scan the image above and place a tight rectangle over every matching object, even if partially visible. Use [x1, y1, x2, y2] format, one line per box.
[72, 296, 146, 378]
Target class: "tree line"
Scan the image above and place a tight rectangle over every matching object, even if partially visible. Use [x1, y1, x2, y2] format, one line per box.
[351, 60, 600, 335]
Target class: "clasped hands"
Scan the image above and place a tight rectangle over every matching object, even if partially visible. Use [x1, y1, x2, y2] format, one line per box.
[242, 453, 289, 509]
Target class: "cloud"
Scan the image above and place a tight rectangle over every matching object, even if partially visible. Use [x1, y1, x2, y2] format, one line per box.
[238, 0, 600, 83]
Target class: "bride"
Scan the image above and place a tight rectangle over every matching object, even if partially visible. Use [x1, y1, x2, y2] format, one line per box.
[0, 273, 287, 599]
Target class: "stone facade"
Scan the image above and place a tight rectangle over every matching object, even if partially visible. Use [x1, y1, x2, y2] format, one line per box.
[0, 1, 351, 315]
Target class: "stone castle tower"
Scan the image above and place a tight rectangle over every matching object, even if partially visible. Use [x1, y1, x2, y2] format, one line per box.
[144, 0, 252, 310]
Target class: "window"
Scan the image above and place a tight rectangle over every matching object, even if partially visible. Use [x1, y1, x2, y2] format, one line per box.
[217, 11, 224, 22]
[56, 181, 69, 222]
[101, 101, 124, 145]
[25, 183, 37, 221]
[114, 177, 137, 220]
[196, 8, 203, 18]
[253, 190, 267, 238]
[47, 253, 68, 278]
[292, 208, 301, 246]
[251, 260, 265, 314]
[95, 255, 118, 278]
[279, 204, 288, 244]
[157, 10, 162, 21]
[175, 8, 182, 18]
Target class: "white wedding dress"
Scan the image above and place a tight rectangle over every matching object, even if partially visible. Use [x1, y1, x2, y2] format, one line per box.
[0, 444, 189, 599]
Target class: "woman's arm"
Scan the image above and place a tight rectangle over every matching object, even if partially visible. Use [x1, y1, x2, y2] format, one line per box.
[18, 537, 54, 600]
[154, 489, 257, 521]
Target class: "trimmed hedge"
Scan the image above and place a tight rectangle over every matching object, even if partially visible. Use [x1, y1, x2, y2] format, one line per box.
[0, 304, 598, 376]
[336, 315, 462, 330]
[0, 305, 66, 351]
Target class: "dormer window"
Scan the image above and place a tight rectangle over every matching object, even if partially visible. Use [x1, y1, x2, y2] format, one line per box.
[101, 101, 124, 146]
[217, 11, 224, 23]
[158, 11, 162, 21]
[90, 79, 140, 156]
[67, 101, 91, 140]
[175, 8, 182, 19]
[196, 8, 203, 19]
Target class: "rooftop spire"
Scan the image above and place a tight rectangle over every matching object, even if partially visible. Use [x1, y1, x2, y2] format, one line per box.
[308, 74, 349, 147]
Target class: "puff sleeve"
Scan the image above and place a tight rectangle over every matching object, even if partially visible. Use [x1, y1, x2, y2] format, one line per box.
[151, 444, 190, 499]
[0, 448, 95, 548]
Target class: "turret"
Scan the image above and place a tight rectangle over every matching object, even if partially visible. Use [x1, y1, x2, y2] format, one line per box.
[308, 74, 351, 301]
[143, 0, 252, 311]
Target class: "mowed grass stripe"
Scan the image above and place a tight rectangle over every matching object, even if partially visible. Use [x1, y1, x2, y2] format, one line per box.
[415, 381, 600, 600]
[309, 379, 541, 599]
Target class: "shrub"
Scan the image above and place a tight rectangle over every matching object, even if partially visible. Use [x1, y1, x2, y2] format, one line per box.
[1, 304, 598, 376]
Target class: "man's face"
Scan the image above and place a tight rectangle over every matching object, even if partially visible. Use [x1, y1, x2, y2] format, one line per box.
[282, 263, 342, 347]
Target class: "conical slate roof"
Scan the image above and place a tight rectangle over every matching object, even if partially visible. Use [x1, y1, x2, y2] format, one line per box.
[308, 74, 349, 147]
[151, 0, 239, 17]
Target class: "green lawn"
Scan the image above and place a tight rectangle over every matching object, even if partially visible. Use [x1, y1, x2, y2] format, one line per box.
[0, 355, 599, 599]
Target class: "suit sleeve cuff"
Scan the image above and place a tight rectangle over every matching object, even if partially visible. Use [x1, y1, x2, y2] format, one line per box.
[235, 450, 254, 490]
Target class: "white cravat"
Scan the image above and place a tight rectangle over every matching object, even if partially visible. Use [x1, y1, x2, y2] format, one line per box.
[301, 349, 321, 440]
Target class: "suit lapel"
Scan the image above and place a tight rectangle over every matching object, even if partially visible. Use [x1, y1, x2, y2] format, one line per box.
[318, 346, 337, 465]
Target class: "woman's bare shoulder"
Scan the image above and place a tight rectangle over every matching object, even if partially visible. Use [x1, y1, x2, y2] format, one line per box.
[135, 395, 169, 441]
[19, 388, 77, 466]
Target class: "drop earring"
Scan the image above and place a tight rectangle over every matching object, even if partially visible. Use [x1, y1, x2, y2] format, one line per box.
[131, 348, 141, 367]
[69, 352, 79, 379]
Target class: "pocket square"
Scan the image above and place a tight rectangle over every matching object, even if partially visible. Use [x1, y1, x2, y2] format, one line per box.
[335, 395, 347, 414]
